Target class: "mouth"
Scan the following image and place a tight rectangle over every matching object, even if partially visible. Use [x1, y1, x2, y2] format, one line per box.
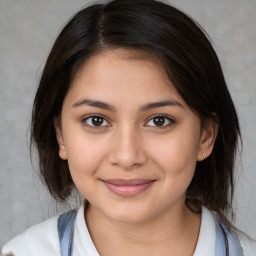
[101, 179, 156, 197]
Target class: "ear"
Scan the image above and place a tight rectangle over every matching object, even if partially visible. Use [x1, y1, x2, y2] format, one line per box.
[54, 118, 68, 160]
[197, 118, 218, 161]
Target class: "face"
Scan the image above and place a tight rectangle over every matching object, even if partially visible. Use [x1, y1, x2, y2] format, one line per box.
[56, 49, 216, 224]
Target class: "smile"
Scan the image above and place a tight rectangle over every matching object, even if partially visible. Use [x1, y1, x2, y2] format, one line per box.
[101, 179, 155, 196]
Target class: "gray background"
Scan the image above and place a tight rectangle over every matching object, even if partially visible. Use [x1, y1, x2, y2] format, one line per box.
[0, 0, 255, 245]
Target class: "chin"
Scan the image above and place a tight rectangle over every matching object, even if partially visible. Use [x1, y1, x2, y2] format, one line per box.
[105, 205, 154, 225]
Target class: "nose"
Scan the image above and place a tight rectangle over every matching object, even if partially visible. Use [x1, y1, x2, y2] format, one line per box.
[108, 126, 147, 170]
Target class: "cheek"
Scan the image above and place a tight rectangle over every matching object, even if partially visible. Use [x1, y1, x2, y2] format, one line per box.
[150, 132, 200, 169]
[151, 135, 199, 203]
[147, 124, 201, 187]
[65, 137, 109, 200]
[65, 135, 108, 181]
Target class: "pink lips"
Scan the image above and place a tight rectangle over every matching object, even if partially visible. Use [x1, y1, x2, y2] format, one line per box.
[102, 179, 155, 196]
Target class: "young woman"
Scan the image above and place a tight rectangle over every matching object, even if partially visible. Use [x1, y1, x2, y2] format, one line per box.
[2, 0, 256, 255]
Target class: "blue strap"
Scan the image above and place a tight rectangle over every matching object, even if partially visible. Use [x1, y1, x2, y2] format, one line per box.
[58, 210, 77, 256]
[215, 219, 244, 256]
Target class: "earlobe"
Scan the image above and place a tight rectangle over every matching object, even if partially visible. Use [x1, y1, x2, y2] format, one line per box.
[197, 118, 218, 161]
[54, 118, 68, 160]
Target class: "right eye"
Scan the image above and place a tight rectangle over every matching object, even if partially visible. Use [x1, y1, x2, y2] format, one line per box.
[82, 115, 110, 128]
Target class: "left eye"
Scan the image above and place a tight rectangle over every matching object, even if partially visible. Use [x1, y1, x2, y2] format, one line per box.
[83, 115, 109, 127]
[146, 116, 173, 127]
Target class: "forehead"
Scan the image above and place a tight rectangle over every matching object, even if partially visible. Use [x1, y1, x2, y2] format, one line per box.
[65, 48, 186, 108]
[76, 49, 168, 83]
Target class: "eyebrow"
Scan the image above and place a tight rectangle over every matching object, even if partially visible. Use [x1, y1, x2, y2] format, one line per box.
[72, 99, 116, 111]
[139, 100, 184, 112]
[72, 98, 184, 112]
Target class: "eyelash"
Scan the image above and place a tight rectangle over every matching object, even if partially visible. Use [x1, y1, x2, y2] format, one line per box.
[81, 114, 175, 128]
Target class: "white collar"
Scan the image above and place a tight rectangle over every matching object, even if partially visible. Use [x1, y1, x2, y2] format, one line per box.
[74, 203, 100, 256]
[193, 206, 216, 256]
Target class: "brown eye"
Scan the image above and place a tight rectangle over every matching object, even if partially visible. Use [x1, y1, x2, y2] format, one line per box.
[153, 117, 165, 126]
[83, 115, 109, 127]
[146, 115, 173, 127]
[92, 116, 104, 126]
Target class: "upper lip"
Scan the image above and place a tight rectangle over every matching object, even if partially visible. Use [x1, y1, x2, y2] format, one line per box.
[101, 179, 156, 186]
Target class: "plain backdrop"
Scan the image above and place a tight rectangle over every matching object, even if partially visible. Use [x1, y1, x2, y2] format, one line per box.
[0, 0, 255, 245]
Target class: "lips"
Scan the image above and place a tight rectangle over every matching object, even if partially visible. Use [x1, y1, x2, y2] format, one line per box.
[101, 179, 155, 196]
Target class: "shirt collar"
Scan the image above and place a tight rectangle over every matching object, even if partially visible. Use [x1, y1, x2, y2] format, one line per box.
[193, 206, 216, 256]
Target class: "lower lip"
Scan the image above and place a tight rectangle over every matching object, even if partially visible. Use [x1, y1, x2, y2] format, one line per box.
[102, 181, 154, 196]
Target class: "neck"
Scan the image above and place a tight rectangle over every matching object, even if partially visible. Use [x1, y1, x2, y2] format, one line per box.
[85, 201, 201, 256]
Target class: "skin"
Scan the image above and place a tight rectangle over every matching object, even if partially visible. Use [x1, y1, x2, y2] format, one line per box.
[56, 49, 218, 256]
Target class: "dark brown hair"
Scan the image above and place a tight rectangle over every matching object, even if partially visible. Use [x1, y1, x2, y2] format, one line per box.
[31, 0, 240, 227]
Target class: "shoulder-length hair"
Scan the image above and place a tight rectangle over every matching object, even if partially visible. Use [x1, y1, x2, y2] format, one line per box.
[31, 0, 240, 223]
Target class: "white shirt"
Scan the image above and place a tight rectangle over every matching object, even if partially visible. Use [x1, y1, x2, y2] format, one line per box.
[2, 205, 256, 256]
